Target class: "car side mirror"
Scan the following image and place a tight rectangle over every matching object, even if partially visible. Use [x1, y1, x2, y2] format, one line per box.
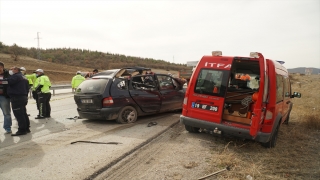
[291, 92, 301, 98]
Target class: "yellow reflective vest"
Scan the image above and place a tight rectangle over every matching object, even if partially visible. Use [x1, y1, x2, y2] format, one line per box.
[71, 74, 85, 89]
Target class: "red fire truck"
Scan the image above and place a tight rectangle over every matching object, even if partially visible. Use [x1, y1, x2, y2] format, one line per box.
[180, 51, 301, 148]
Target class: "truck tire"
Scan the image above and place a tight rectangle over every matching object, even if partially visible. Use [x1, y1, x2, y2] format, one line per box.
[185, 125, 200, 133]
[261, 123, 280, 148]
[284, 114, 290, 125]
[284, 103, 293, 125]
[116, 106, 137, 124]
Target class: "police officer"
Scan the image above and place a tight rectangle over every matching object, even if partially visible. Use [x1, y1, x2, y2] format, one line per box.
[71, 71, 85, 92]
[6, 66, 30, 136]
[28, 70, 40, 110]
[34, 69, 52, 119]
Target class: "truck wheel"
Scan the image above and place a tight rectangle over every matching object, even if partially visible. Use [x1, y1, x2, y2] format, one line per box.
[284, 114, 290, 124]
[284, 103, 293, 125]
[261, 123, 280, 148]
[185, 125, 200, 133]
[116, 106, 137, 124]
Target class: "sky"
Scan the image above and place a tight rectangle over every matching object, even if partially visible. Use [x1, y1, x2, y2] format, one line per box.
[0, 0, 319, 69]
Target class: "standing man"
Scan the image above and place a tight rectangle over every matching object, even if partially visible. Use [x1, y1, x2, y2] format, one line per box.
[34, 69, 52, 119]
[0, 62, 13, 134]
[6, 66, 30, 136]
[71, 71, 85, 92]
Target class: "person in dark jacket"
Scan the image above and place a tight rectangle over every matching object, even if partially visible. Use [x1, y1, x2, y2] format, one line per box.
[0, 62, 13, 134]
[6, 66, 30, 136]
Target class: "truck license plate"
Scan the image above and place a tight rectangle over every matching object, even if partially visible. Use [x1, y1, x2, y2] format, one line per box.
[192, 102, 218, 112]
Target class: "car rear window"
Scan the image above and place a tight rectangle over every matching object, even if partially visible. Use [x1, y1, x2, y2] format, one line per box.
[194, 69, 229, 97]
[76, 79, 109, 94]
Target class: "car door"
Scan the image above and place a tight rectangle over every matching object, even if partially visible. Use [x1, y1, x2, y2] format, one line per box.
[129, 75, 161, 113]
[281, 76, 291, 122]
[156, 74, 184, 111]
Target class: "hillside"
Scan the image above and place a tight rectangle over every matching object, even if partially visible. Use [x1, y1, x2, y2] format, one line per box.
[0, 53, 93, 84]
[288, 67, 320, 74]
[0, 53, 179, 84]
[0, 42, 188, 71]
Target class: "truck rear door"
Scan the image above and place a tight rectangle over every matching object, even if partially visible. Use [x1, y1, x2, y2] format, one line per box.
[249, 53, 268, 137]
[184, 56, 232, 123]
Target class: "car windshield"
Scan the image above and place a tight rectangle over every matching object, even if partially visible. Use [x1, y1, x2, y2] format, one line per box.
[76, 79, 109, 94]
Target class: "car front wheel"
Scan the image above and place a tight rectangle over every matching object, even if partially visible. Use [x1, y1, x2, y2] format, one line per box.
[116, 106, 137, 124]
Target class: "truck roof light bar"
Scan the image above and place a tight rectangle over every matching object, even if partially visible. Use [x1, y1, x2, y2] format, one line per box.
[212, 51, 222, 56]
[249, 52, 259, 58]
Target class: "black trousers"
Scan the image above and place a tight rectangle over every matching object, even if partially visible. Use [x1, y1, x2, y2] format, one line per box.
[38, 93, 51, 117]
[32, 91, 39, 110]
[10, 96, 30, 132]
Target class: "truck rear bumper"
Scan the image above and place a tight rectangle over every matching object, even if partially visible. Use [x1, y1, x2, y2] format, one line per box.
[180, 115, 271, 143]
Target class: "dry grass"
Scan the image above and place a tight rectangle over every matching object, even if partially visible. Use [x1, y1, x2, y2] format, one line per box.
[206, 74, 320, 180]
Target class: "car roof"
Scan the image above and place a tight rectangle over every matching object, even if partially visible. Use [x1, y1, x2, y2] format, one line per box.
[91, 67, 152, 79]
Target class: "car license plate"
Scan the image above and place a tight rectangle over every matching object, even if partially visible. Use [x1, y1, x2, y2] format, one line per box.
[192, 102, 218, 112]
[81, 99, 93, 103]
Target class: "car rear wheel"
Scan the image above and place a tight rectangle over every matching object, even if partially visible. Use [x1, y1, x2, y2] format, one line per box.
[185, 125, 200, 133]
[116, 106, 137, 124]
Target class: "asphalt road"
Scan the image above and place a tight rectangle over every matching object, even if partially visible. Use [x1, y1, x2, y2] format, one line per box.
[0, 91, 181, 180]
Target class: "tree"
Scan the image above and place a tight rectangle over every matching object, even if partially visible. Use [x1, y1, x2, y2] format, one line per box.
[0, 41, 3, 51]
[9, 43, 23, 61]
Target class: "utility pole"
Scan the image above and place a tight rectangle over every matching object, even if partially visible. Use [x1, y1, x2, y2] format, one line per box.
[35, 32, 41, 60]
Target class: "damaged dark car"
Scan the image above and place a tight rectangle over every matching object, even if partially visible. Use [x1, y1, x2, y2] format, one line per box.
[74, 67, 186, 123]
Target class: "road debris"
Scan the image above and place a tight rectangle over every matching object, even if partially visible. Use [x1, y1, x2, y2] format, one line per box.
[147, 122, 157, 127]
[198, 166, 231, 180]
[70, 141, 122, 145]
[66, 116, 80, 120]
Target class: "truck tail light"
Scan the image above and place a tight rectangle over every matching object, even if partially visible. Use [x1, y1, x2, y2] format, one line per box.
[265, 110, 273, 120]
[103, 97, 114, 107]
[183, 97, 188, 105]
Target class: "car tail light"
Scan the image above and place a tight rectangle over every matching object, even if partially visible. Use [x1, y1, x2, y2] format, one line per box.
[103, 97, 114, 107]
[183, 97, 188, 105]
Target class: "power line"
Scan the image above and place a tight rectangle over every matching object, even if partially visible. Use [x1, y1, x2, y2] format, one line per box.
[34, 32, 41, 60]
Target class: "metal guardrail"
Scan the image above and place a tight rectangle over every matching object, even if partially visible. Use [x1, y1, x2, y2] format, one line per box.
[28, 85, 72, 98]
[51, 85, 72, 96]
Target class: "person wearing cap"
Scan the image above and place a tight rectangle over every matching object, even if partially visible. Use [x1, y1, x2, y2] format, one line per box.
[34, 69, 52, 119]
[71, 71, 85, 92]
[20, 67, 31, 116]
[6, 66, 30, 136]
[0, 61, 13, 134]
